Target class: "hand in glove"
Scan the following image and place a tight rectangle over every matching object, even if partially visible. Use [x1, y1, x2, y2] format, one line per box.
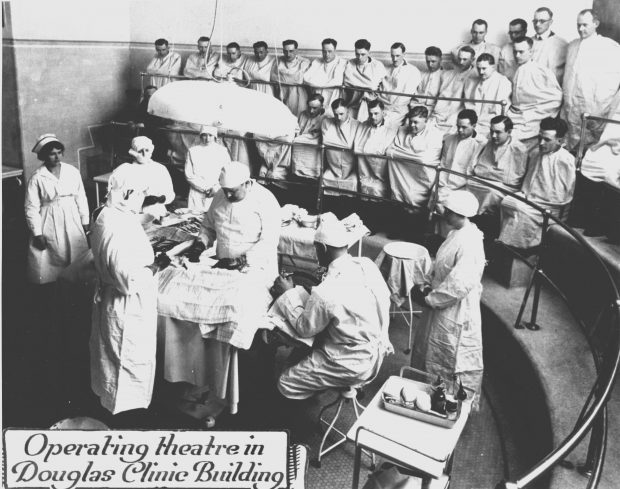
[213, 255, 247, 271]
[185, 240, 206, 263]
[154, 252, 172, 270]
[32, 235, 47, 250]
[143, 195, 166, 206]
[411, 285, 432, 306]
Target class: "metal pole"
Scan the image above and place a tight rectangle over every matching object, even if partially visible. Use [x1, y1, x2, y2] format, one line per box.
[316, 144, 325, 213]
[576, 113, 589, 171]
[514, 258, 537, 329]
[501, 99, 508, 116]
[524, 212, 550, 331]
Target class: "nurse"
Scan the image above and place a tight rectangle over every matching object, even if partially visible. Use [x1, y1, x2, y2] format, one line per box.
[25, 134, 90, 284]
[89, 163, 170, 415]
[412, 190, 486, 407]
[185, 125, 231, 212]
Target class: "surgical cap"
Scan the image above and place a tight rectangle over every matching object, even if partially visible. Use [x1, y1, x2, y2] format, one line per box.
[444, 190, 479, 217]
[32, 134, 61, 154]
[219, 161, 250, 188]
[130, 136, 154, 152]
[314, 218, 349, 248]
[200, 125, 218, 137]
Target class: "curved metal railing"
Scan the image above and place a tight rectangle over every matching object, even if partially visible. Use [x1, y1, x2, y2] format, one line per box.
[102, 111, 619, 489]
[139, 72, 509, 114]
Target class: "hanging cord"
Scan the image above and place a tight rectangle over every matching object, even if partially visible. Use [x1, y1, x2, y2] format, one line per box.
[206, 0, 219, 69]
[272, 35, 283, 96]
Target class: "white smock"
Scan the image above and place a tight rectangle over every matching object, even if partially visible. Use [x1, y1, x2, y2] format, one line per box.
[271, 55, 311, 117]
[321, 116, 361, 195]
[199, 180, 281, 282]
[89, 204, 157, 414]
[244, 54, 276, 95]
[415, 68, 443, 109]
[303, 57, 347, 117]
[562, 34, 620, 149]
[25, 162, 89, 284]
[381, 61, 422, 126]
[463, 70, 512, 140]
[146, 52, 181, 88]
[430, 67, 477, 133]
[185, 142, 231, 212]
[532, 31, 567, 83]
[291, 109, 325, 179]
[387, 123, 443, 207]
[467, 137, 529, 215]
[134, 160, 175, 219]
[354, 121, 399, 198]
[499, 147, 576, 248]
[277, 254, 391, 399]
[508, 60, 562, 141]
[435, 134, 482, 210]
[343, 58, 387, 120]
[412, 221, 485, 406]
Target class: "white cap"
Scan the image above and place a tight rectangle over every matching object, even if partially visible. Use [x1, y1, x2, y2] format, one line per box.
[219, 161, 250, 188]
[314, 218, 349, 247]
[444, 190, 479, 217]
[130, 136, 154, 152]
[200, 125, 218, 137]
[32, 134, 61, 154]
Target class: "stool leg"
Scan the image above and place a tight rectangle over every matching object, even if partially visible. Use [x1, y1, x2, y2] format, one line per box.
[312, 397, 345, 468]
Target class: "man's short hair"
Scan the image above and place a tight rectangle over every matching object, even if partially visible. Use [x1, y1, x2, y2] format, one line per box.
[535, 7, 553, 18]
[472, 19, 488, 29]
[458, 46, 476, 58]
[510, 18, 528, 32]
[578, 9, 600, 23]
[409, 105, 429, 119]
[197, 36, 210, 43]
[308, 92, 325, 105]
[155, 38, 169, 46]
[490, 115, 513, 132]
[282, 39, 298, 49]
[540, 117, 568, 138]
[331, 98, 347, 111]
[227, 42, 240, 50]
[322, 38, 337, 48]
[253, 41, 268, 50]
[477, 53, 495, 64]
[391, 42, 406, 52]
[424, 46, 442, 58]
[513, 36, 534, 48]
[368, 99, 385, 111]
[354, 39, 371, 50]
[458, 109, 478, 125]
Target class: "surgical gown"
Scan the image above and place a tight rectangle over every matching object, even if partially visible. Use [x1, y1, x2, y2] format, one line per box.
[412, 221, 486, 406]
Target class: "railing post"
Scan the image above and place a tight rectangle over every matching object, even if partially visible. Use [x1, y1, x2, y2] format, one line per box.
[578, 410, 603, 478]
[316, 144, 325, 213]
[524, 212, 550, 331]
[500, 99, 508, 116]
[576, 112, 589, 171]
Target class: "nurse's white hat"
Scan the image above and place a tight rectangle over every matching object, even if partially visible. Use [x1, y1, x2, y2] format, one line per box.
[314, 218, 349, 248]
[199, 125, 218, 137]
[444, 190, 479, 217]
[32, 134, 62, 154]
[130, 136, 154, 152]
[219, 161, 250, 188]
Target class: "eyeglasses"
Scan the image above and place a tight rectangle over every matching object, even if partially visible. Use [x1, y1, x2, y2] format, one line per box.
[532, 19, 551, 24]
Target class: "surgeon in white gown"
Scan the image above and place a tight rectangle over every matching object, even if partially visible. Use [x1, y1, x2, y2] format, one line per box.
[272, 218, 392, 400]
[197, 162, 281, 282]
[412, 190, 485, 408]
[89, 164, 169, 415]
